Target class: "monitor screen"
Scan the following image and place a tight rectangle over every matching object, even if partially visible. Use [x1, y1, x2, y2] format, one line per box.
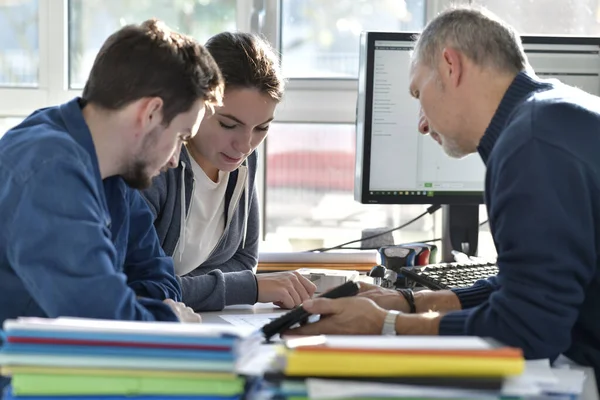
[355, 32, 600, 205]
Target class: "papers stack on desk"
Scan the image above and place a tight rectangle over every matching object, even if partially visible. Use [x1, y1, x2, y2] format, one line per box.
[0, 317, 262, 400]
[257, 250, 380, 273]
[254, 335, 553, 400]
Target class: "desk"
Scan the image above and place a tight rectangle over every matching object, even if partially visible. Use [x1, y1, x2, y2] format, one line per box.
[199, 302, 286, 325]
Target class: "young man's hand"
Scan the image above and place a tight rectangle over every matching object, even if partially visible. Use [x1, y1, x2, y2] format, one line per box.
[257, 271, 317, 309]
[163, 299, 202, 323]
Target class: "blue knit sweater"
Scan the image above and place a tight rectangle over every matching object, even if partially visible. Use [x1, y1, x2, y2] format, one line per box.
[438, 72, 600, 383]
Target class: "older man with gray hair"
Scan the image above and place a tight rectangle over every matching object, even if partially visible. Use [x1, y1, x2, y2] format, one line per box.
[288, 6, 600, 385]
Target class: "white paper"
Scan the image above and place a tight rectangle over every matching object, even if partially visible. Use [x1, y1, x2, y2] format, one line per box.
[306, 378, 539, 400]
[219, 313, 282, 329]
[515, 359, 559, 385]
[287, 335, 498, 350]
[235, 344, 278, 376]
[307, 364, 553, 400]
[5, 317, 256, 337]
[545, 369, 586, 395]
[305, 361, 584, 400]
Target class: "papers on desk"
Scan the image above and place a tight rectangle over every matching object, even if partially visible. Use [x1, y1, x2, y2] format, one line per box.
[0, 317, 261, 400]
[258, 250, 379, 264]
[281, 335, 525, 378]
[286, 335, 507, 350]
[2, 316, 256, 339]
[1, 318, 589, 400]
[257, 250, 380, 272]
[301, 360, 587, 399]
[254, 335, 588, 400]
[219, 314, 281, 329]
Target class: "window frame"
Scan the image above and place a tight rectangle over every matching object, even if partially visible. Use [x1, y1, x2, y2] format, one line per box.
[256, 0, 458, 124]
[0, 0, 450, 123]
[0, 0, 463, 119]
[0, 0, 256, 114]
[254, 0, 448, 238]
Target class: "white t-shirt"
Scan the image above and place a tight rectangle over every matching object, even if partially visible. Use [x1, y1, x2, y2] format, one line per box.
[173, 157, 229, 276]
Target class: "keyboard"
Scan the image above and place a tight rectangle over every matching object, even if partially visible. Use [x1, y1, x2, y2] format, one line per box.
[400, 261, 498, 290]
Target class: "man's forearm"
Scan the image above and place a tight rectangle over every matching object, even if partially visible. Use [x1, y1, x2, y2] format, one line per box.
[395, 311, 442, 335]
[414, 290, 462, 313]
[387, 290, 461, 336]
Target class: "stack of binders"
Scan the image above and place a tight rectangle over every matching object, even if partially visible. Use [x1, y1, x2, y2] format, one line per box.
[0, 317, 261, 400]
[256, 335, 535, 400]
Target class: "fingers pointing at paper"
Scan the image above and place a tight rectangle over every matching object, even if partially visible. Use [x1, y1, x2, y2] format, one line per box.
[257, 271, 317, 309]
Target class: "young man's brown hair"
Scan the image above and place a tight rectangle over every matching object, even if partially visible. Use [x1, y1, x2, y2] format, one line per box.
[82, 19, 223, 125]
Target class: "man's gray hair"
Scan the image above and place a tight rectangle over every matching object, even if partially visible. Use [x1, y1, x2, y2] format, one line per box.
[413, 6, 528, 74]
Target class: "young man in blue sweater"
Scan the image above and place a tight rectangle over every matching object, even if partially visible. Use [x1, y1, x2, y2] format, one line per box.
[288, 7, 600, 384]
[0, 19, 223, 325]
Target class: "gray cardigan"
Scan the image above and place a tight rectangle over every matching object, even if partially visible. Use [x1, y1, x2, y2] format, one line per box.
[142, 146, 260, 311]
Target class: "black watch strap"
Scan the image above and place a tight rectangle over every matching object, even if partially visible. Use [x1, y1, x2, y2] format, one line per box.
[397, 288, 416, 313]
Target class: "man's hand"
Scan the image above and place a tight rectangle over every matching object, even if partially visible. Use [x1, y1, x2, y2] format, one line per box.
[163, 299, 202, 323]
[284, 297, 387, 336]
[357, 282, 410, 312]
[257, 271, 317, 309]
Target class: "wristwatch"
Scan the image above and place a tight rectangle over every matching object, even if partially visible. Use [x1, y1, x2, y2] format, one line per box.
[381, 310, 400, 335]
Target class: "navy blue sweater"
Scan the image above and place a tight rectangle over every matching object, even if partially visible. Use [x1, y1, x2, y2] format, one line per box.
[439, 72, 600, 381]
[0, 98, 181, 324]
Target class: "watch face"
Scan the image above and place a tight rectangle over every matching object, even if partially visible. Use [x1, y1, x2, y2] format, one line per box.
[384, 247, 410, 257]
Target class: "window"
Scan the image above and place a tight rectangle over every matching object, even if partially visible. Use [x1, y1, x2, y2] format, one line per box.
[0, 117, 23, 139]
[280, 0, 426, 78]
[68, 0, 237, 89]
[0, 0, 39, 87]
[264, 122, 436, 251]
[471, 0, 600, 35]
[3, 0, 593, 260]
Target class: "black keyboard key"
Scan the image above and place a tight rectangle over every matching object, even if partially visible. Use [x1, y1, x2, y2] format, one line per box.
[400, 262, 498, 290]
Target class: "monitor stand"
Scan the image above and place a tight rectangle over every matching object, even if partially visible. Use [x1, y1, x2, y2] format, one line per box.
[441, 204, 479, 263]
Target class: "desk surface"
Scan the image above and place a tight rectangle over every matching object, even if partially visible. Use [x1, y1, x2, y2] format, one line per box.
[199, 303, 286, 324]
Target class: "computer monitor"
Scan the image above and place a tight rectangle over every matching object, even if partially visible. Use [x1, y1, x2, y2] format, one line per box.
[355, 32, 600, 261]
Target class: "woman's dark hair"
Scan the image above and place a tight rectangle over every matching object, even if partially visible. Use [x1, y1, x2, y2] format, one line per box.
[205, 32, 284, 102]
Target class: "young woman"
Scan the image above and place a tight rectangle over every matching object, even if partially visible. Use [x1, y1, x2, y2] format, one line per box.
[143, 32, 316, 312]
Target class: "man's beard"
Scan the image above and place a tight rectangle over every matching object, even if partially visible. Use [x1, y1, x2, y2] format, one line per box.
[122, 127, 161, 190]
[442, 141, 469, 159]
[439, 134, 470, 159]
[122, 159, 152, 190]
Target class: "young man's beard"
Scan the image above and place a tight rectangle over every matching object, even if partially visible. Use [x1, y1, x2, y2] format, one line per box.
[122, 160, 152, 190]
[123, 126, 163, 189]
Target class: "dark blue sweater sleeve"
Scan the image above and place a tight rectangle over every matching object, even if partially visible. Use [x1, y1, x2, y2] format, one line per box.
[439, 138, 597, 360]
[450, 276, 500, 309]
[6, 157, 179, 322]
[124, 189, 182, 302]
